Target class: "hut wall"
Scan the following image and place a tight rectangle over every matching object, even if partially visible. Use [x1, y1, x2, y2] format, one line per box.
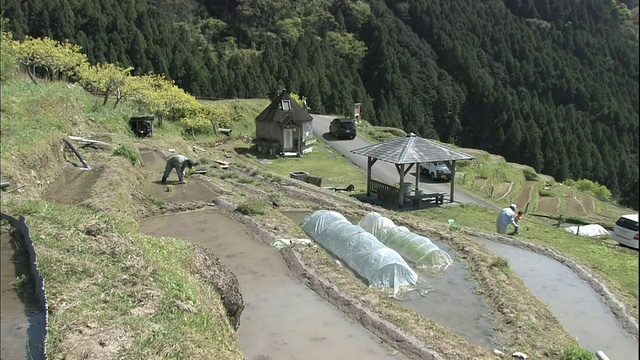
[301, 121, 314, 140]
[256, 122, 283, 142]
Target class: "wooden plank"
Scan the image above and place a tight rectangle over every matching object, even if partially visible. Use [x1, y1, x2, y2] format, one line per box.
[69, 136, 110, 147]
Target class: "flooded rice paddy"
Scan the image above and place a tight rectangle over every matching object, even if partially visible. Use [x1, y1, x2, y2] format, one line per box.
[474, 237, 639, 360]
[1, 229, 46, 360]
[141, 210, 407, 360]
[281, 210, 497, 350]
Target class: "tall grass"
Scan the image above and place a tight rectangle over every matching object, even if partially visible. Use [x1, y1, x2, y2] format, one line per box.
[1, 80, 135, 155]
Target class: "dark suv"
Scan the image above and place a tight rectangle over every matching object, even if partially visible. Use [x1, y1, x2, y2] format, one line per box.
[330, 118, 357, 139]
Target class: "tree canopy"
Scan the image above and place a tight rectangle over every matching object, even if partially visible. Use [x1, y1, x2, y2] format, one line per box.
[2, 0, 638, 209]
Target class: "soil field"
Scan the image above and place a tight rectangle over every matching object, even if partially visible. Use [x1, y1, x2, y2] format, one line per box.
[537, 197, 560, 216]
[516, 181, 537, 210]
[582, 195, 596, 212]
[492, 182, 511, 200]
[565, 190, 587, 217]
[43, 167, 103, 205]
[472, 178, 487, 191]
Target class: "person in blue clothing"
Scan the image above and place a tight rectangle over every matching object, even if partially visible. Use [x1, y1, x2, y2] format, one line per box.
[496, 204, 519, 235]
[161, 154, 196, 184]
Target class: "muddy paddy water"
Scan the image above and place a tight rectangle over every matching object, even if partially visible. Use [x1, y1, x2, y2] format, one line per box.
[1, 228, 46, 359]
[281, 211, 497, 350]
[401, 242, 496, 350]
[141, 210, 407, 360]
[43, 167, 103, 205]
[474, 237, 639, 360]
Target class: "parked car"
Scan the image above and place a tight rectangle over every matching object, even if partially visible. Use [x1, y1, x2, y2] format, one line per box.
[420, 161, 451, 181]
[329, 118, 356, 139]
[611, 213, 639, 249]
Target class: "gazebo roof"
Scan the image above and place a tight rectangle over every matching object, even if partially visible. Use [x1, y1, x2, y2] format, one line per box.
[351, 133, 475, 164]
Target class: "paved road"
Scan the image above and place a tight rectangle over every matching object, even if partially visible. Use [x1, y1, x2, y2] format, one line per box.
[311, 114, 498, 210]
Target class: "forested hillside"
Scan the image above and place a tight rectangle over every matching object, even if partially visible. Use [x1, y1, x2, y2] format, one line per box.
[2, 0, 638, 209]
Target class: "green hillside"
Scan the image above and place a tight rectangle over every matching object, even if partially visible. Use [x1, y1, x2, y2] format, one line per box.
[1, 0, 638, 209]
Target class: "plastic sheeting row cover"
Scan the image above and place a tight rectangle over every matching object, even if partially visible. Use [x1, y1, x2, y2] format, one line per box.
[300, 210, 418, 289]
[564, 224, 609, 237]
[358, 212, 453, 274]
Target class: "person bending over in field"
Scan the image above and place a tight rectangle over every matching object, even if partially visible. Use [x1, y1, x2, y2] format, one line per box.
[161, 154, 196, 184]
[496, 204, 518, 235]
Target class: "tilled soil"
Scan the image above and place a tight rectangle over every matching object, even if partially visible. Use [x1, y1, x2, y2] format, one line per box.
[515, 181, 537, 209]
[537, 196, 560, 215]
[491, 182, 511, 200]
[43, 167, 104, 205]
[564, 189, 588, 217]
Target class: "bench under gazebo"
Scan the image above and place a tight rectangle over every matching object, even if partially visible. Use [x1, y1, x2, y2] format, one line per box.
[351, 133, 475, 208]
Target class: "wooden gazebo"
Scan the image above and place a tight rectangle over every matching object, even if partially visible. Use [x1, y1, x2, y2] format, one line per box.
[351, 133, 475, 207]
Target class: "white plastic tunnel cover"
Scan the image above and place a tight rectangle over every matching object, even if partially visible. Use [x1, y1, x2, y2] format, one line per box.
[358, 212, 453, 274]
[300, 210, 419, 289]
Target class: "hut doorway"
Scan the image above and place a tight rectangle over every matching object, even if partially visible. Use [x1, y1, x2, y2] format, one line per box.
[284, 129, 294, 150]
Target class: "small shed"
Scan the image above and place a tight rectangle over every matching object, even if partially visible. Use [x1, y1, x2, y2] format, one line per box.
[129, 115, 154, 138]
[255, 90, 314, 156]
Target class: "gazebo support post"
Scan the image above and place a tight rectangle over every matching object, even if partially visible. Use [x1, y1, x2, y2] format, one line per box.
[414, 163, 420, 192]
[366, 157, 375, 196]
[397, 164, 406, 207]
[449, 160, 456, 203]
